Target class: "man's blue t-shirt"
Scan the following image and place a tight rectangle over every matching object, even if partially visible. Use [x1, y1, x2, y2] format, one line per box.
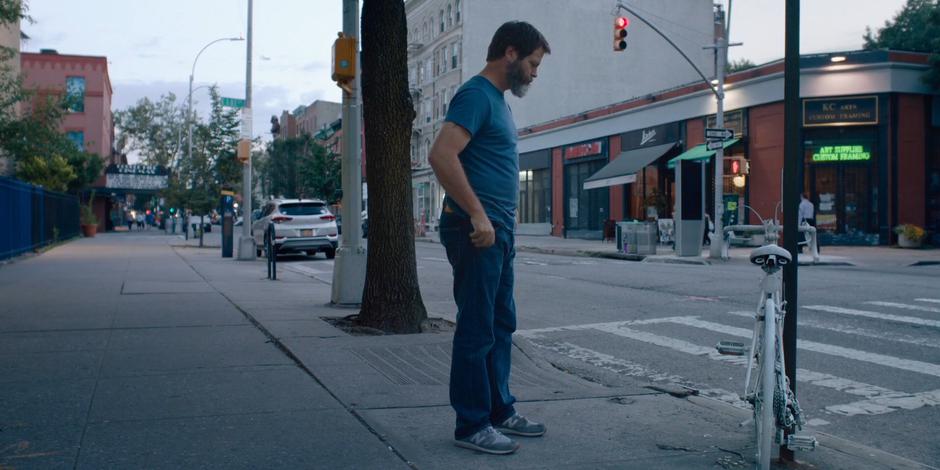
[443, 75, 518, 230]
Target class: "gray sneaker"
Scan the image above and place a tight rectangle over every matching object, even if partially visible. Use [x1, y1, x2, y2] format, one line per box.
[454, 425, 520, 455]
[496, 413, 546, 437]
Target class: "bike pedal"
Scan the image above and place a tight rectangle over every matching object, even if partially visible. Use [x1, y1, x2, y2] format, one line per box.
[786, 433, 818, 451]
[716, 341, 747, 356]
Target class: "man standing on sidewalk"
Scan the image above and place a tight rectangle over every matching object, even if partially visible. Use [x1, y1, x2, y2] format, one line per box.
[429, 21, 550, 455]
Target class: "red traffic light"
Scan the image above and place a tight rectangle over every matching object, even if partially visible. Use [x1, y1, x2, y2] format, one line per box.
[614, 17, 630, 51]
[731, 160, 740, 174]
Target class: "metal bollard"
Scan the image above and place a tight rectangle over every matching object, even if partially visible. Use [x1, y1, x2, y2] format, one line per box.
[266, 222, 277, 280]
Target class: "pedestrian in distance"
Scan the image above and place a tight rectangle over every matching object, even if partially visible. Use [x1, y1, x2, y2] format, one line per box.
[126, 212, 134, 232]
[429, 20, 550, 456]
[799, 193, 817, 253]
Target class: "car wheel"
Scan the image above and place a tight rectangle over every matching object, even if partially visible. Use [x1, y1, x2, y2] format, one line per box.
[325, 247, 336, 259]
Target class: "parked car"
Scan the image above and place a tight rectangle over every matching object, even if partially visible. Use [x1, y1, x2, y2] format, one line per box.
[252, 199, 338, 259]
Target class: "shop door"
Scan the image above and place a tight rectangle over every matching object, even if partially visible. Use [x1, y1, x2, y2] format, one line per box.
[809, 165, 874, 239]
[565, 160, 609, 238]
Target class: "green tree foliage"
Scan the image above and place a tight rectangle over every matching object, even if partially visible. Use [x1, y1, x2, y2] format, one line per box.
[115, 86, 242, 217]
[1, 1, 101, 192]
[113, 93, 185, 168]
[260, 135, 341, 202]
[864, 0, 940, 89]
[727, 58, 756, 74]
[16, 155, 74, 192]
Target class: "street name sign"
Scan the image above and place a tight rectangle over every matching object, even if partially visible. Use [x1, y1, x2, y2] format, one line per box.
[707, 140, 725, 151]
[705, 128, 734, 140]
[221, 97, 246, 108]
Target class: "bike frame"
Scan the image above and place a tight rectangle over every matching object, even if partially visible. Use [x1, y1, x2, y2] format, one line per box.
[744, 263, 786, 470]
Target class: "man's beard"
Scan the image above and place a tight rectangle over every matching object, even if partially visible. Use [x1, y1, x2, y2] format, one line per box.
[507, 60, 530, 98]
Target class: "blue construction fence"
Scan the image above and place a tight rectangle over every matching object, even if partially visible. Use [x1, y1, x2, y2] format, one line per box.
[0, 175, 80, 261]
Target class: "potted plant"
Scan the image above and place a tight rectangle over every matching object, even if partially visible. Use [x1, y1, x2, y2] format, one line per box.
[894, 223, 926, 248]
[80, 192, 98, 237]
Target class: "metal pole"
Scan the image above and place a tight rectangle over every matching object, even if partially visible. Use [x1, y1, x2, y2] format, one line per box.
[781, 0, 801, 462]
[331, 0, 367, 305]
[710, 8, 727, 259]
[237, 0, 257, 260]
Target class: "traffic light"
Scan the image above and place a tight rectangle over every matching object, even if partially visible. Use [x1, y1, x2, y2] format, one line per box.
[724, 156, 749, 175]
[614, 16, 629, 51]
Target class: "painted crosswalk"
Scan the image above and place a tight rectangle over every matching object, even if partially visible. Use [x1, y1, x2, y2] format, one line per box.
[517, 298, 940, 420]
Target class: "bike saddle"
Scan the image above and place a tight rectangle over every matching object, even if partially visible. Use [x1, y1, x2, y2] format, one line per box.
[750, 244, 792, 266]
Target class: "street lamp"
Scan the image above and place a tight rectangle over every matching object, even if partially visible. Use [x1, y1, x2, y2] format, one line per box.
[186, 36, 244, 181]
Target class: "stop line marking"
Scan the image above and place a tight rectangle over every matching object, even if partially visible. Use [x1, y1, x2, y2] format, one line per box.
[916, 298, 940, 304]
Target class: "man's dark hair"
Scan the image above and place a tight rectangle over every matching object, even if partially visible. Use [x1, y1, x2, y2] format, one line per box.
[486, 21, 551, 62]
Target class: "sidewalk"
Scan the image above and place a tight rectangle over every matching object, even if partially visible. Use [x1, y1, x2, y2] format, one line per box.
[1, 233, 933, 469]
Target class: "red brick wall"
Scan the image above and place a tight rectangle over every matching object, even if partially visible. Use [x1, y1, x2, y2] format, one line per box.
[608, 135, 624, 221]
[686, 117, 705, 148]
[747, 102, 785, 224]
[896, 94, 926, 227]
[552, 148, 564, 236]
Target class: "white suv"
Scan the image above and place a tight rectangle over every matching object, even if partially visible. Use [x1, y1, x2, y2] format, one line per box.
[252, 199, 338, 258]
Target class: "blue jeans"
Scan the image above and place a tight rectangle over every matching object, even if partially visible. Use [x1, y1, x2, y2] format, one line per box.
[439, 210, 517, 439]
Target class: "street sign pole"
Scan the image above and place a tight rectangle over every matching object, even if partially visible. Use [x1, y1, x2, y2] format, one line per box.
[237, 0, 256, 261]
[781, 0, 801, 462]
[709, 10, 728, 260]
[331, 0, 367, 305]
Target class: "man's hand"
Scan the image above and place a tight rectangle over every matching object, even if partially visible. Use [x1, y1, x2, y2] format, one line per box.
[469, 213, 495, 248]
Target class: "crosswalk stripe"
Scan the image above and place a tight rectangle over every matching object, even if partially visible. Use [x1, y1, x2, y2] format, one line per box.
[804, 305, 940, 328]
[524, 338, 748, 409]
[915, 298, 940, 304]
[826, 389, 940, 416]
[520, 321, 911, 407]
[864, 301, 940, 314]
[658, 316, 940, 378]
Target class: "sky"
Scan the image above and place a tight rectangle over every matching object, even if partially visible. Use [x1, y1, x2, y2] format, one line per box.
[20, 0, 909, 162]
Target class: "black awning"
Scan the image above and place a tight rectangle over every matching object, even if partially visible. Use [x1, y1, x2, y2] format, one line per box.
[583, 142, 677, 190]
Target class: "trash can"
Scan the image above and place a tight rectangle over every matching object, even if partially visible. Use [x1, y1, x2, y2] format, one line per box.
[635, 221, 658, 255]
[617, 221, 640, 254]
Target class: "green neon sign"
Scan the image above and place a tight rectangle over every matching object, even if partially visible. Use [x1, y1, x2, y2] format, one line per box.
[812, 145, 871, 162]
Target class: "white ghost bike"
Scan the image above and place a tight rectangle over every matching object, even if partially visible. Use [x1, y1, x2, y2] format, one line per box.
[716, 244, 816, 469]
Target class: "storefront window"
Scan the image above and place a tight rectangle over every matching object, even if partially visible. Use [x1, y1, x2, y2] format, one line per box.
[565, 160, 609, 238]
[518, 169, 550, 224]
[804, 136, 879, 244]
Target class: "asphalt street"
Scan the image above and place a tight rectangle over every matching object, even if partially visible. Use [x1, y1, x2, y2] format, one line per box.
[282, 242, 940, 466]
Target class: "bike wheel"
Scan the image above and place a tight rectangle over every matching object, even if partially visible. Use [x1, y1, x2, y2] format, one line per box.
[756, 300, 777, 469]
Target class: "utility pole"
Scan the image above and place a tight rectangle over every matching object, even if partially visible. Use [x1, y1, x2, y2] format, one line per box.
[705, 3, 739, 260]
[331, 0, 367, 305]
[237, 0, 256, 260]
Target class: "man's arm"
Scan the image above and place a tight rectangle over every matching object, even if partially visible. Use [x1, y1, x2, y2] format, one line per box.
[429, 121, 495, 248]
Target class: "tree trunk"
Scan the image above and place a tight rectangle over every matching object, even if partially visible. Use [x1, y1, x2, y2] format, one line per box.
[358, 0, 428, 334]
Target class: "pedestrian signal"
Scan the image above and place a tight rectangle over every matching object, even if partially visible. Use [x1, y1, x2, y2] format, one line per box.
[614, 16, 629, 51]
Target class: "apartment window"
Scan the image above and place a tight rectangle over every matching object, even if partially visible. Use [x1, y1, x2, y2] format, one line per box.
[66, 131, 84, 151]
[439, 10, 445, 33]
[451, 43, 458, 69]
[442, 89, 448, 116]
[455, 0, 461, 23]
[424, 100, 431, 123]
[417, 60, 423, 83]
[65, 76, 85, 113]
[447, 4, 453, 28]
